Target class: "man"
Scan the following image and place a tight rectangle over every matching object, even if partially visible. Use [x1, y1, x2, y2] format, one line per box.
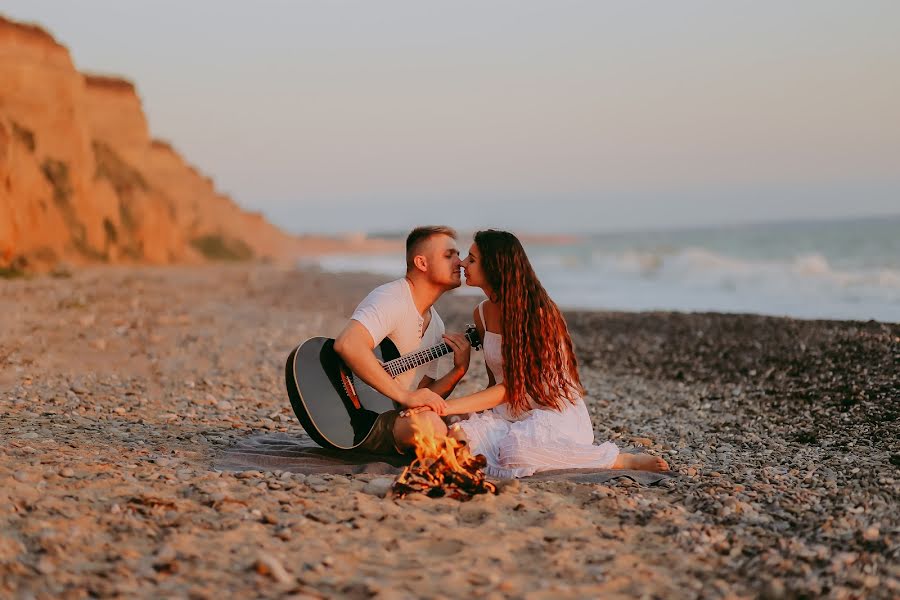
[333, 225, 471, 455]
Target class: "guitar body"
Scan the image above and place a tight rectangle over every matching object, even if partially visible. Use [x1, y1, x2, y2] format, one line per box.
[285, 337, 401, 450]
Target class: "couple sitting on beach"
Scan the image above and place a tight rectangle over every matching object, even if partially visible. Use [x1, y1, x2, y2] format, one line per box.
[333, 226, 669, 478]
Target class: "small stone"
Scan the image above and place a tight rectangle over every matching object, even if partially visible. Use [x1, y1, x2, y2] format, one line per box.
[217, 400, 233, 411]
[862, 527, 880, 541]
[36, 556, 56, 575]
[862, 575, 880, 588]
[254, 553, 294, 584]
[60, 468, 75, 478]
[763, 578, 785, 599]
[362, 478, 394, 498]
[236, 470, 262, 479]
[153, 544, 178, 572]
[632, 437, 653, 447]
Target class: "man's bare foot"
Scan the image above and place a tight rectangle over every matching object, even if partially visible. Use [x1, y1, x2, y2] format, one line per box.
[613, 453, 670, 472]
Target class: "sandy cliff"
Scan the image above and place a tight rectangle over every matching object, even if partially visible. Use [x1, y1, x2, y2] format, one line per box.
[0, 15, 311, 271]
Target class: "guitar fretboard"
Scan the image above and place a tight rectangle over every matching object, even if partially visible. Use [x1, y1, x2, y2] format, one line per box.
[381, 342, 452, 378]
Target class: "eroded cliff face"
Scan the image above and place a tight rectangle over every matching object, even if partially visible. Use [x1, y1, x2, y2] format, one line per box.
[0, 15, 303, 272]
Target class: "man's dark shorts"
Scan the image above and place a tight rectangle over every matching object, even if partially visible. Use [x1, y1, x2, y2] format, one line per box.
[356, 409, 406, 455]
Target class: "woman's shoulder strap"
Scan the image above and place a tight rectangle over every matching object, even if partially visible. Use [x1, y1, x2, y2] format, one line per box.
[476, 300, 487, 328]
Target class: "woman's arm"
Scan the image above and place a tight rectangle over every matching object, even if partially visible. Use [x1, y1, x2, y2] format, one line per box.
[445, 384, 506, 415]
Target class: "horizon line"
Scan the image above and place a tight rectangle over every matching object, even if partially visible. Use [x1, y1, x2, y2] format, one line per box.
[291, 210, 900, 240]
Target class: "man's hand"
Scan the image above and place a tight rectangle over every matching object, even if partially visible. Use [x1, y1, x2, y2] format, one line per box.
[401, 387, 448, 415]
[443, 333, 471, 373]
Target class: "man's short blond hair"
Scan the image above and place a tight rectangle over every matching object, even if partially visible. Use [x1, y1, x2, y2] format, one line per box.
[406, 225, 457, 270]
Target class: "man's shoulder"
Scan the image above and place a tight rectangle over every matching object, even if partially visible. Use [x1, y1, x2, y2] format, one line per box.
[354, 278, 409, 313]
[369, 278, 408, 297]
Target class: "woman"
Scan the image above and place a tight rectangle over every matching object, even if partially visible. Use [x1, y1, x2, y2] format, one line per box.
[446, 229, 668, 478]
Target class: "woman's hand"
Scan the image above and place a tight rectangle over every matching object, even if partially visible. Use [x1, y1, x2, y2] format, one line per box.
[401, 388, 448, 415]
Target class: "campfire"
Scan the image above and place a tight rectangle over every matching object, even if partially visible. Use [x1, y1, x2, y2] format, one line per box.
[392, 414, 497, 501]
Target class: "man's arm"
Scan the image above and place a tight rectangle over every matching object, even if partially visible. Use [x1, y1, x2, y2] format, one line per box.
[417, 333, 471, 398]
[333, 320, 447, 413]
[418, 368, 464, 399]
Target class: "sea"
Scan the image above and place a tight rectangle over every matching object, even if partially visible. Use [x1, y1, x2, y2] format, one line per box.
[303, 215, 900, 323]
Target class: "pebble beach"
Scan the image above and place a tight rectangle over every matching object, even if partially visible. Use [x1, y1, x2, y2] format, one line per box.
[1, 264, 897, 599]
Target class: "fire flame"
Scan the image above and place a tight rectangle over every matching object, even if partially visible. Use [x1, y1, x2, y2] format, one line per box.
[392, 414, 497, 501]
[412, 415, 466, 469]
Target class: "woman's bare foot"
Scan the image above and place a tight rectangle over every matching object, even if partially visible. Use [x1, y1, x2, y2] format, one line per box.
[613, 453, 670, 472]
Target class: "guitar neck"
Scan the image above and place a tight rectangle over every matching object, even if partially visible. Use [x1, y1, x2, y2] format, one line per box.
[382, 342, 452, 378]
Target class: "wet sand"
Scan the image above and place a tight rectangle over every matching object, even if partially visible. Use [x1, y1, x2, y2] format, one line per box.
[1, 264, 897, 598]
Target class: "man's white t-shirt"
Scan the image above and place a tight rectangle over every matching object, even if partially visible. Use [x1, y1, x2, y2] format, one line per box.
[350, 278, 450, 391]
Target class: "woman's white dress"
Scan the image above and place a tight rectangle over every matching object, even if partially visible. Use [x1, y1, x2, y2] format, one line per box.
[458, 302, 619, 479]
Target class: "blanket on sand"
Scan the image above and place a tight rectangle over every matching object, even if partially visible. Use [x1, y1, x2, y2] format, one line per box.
[216, 433, 673, 486]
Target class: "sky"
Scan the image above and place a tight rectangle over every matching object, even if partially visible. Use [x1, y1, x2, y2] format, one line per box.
[4, 1, 899, 234]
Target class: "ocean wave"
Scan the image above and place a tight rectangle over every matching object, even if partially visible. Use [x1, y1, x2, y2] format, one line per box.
[301, 244, 900, 321]
[594, 247, 900, 292]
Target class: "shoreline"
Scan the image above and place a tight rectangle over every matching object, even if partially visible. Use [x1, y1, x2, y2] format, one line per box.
[1, 264, 897, 597]
[301, 260, 900, 326]
[303, 252, 900, 324]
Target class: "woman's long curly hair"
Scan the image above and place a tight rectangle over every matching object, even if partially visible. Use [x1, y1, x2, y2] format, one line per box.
[474, 229, 584, 414]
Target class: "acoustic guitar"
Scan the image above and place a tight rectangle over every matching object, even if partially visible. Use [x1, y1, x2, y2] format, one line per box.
[285, 326, 481, 450]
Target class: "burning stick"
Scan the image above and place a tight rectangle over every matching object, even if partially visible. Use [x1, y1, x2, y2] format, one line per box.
[392, 413, 497, 501]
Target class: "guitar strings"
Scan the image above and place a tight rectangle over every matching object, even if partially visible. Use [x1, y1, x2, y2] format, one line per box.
[383, 342, 452, 377]
[382, 330, 477, 377]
